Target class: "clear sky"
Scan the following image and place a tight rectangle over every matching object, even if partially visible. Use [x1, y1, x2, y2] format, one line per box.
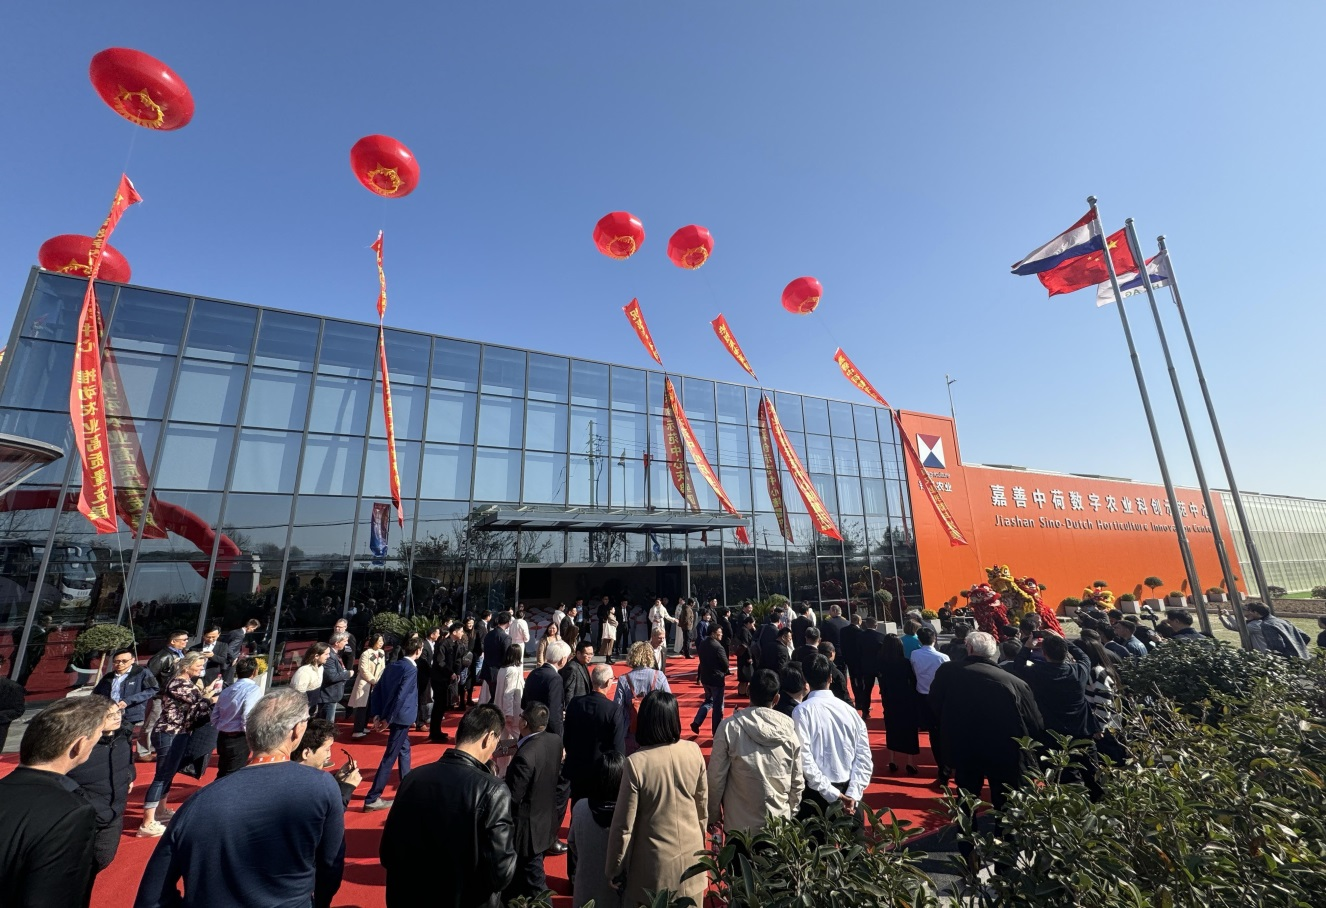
[3, 2, 1322, 498]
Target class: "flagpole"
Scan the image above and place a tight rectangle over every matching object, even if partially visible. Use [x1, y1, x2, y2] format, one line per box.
[1156, 234, 1276, 615]
[1088, 197, 1210, 634]
[1124, 220, 1241, 644]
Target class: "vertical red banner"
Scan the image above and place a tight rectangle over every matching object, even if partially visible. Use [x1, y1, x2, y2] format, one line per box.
[710, 314, 759, 382]
[71, 174, 142, 532]
[623, 298, 665, 366]
[372, 234, 404, 527]
[662, 378, 699, 512]
[762, 394, 841, 541]
[757, 398, 793, 542]
[833, 348, 968, 546]
[667, 378, 743, 518]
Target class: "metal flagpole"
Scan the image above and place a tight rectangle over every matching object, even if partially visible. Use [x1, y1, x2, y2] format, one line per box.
[1087, 197, 1210, 634]
[1124, 220, 1243, 644]
[1156, 234, 1277, 614]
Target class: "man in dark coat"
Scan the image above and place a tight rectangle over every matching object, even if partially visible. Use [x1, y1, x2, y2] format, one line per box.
[503, 703, 563, 901]
[1010, 632, 1101, 799]
[69, 700, 135, 872]
[562, 664, 626, 802]
[189, 626, 230, 687]
[839, 614, 863, 683]
[523, 640, 568, 737]
[415, 626, 440, 730]
[481, 611, 513, 695]
[222, 619, 261, 683]
[429, 623, 466, 743]
[380, 704, 516, 907]
[92, 648, 158, 729]
[821, 604, 849, 650]
[559, 639, 594, 706]
[792, 626, 822, 675]
[791, 603, 814, 649]
[0, 697, 104, 907]
[853, 617, 889, 720]
[690, 624, 731, 735]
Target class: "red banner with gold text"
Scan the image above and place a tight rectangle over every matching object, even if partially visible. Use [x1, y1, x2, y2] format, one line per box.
[72, 174, 142, 532]
[99, 307, 165, 538]
[372, 233, 404, 527]
[667, 378, 743, 518]
[623, 298, 664, 367]
[662, 379, 699, 511]
[710, 314, 759, 382]
[833, 348, 968, 547]
[761, 394, 841, 540]
[757, 398, 793, 542]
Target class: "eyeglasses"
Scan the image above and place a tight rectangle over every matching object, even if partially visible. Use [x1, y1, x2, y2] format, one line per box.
[112, 658, 134, 665]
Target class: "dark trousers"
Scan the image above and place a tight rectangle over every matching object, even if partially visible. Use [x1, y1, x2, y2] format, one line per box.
[919, 700, 946, 779]
[504, 851, 546, 901]
[216, 730, 251, 778]
[92, 822, 121, 871]
[797, 782, 864, 839]
[679, 627, 692, 658]
[953, 763, 1022, 860]
[182, 723, 218, 778]
[850, 669, 875, 717]
[366, 722, 411, 803]
[428, 678, 452, 738]
[552, 765, 571, 843]
[692, 683, 726, 733]
[352, 705, 371, 734]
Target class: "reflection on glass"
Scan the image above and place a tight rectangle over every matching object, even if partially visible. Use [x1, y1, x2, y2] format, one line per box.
[242, 369, 312, 431]
[853, 404, 879, 440]
[610, 366, 646, 412]
[318, 321, 377, 379]
[420, 445, 473, 500]
[233, 430, 301, 494]
[567, 454, 607, 507]
[480, 346, 526, 397]
[425, 390, 476, 444]
[477, 396, 524, 448]
[24, 273, 110, 343]
[105, 351, 175, 418]
[369, 382, 425, 441]
[473, 448, 521, 502]
[255, 311, 320, 371]
[0, 340, 75, 412]
[382, 329, 431, 386]
[522, 451, 566, 505]
[300, 434, 365, 496]
[309, 376, 371, 435]
[527, 354, 569, 403]
[185, 300, 256, 363]
[571, 361, 609, 407]
[364, 439, 421, 500]
[525, 401, 568, 452]
[155, 423, 235, 491]
[432, 338, 480, 391]
[108, 288, 187, 356]
[172, 360, 246, 426]
[715, 382, 746, 425]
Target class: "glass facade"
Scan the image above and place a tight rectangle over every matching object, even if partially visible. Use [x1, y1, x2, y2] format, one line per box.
[1220, 491, 1326, 595]
[0, 271, 923, 703]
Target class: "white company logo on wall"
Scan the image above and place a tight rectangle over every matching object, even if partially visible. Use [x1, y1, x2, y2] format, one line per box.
[916, 434, 945, 469]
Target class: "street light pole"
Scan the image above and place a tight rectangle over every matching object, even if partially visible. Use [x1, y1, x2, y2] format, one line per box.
[946, 374, 960, 447]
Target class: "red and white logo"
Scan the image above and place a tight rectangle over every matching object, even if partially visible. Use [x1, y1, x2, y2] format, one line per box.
[916, 434, 945, 469]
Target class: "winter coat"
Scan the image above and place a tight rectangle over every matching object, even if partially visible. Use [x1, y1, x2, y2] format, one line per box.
[706, 706, 803, 834]
[348, 648, 385, 708]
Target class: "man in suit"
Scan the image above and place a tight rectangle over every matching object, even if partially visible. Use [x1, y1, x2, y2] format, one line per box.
[821, 604, 848, 651]
[839, 614, 864, 699]
[503, 702, 563, 902]
[222, 620, 260, 683]
[481, 611, 512, 696]
[524, 640, 569, 736]
[853, 617, 889, 720]
[691, 623, 731, 736]
[415, 627, 440, 731]
[0, 697, 104, 907]
[364, 638, 422, 811]
[560, 639, 594, 705]
[429, 623, 466, 743]
[791, 604, 814, 649]
[562, 664, 626, 802]
[792, 626, 822, 674]
[189, 626, 230, 687]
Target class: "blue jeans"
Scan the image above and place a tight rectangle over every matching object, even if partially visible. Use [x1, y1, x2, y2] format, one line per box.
[145, 730, 191, 805]
[693, 683, 726, 733]
[365, 723, 411, 803]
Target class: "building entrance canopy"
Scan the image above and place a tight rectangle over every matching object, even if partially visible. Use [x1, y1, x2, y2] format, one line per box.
[469, 505, 747, 535]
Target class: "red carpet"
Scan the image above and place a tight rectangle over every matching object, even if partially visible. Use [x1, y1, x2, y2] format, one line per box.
[1, 656, 951, 907]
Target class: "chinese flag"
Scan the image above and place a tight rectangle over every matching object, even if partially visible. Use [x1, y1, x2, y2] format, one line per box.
[1038, 229, 1136, 297]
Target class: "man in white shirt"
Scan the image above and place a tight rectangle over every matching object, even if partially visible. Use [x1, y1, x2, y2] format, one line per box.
[211, 656, 265, 777]
[909, 626, 949, 696]
[792, 654, 873, 831]
[510, 605, 532, 655]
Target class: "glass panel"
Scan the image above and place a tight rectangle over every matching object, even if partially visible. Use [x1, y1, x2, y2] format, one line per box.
[155, 423, 235, 491]
[803, 396, 830, 435]
[216, 492, 298, 619]
[754, 512, 789, 600]
[527, 354, 569, 403]
[853, 405, 878, 440]
[571, 361, 610, 407]
[610, 366, 646, 412]
[287, 495, 356, 564]
[242, 368, 312, 430]
[611, 455, 645, 508]
[473, 448, 521, 502]
[254, 311, 320, 371]
[682, 377, 715, 421]
[382, 329, 431, 385]
[648, 373, 667, 417]
[773, 391, 803, 431]
[525, 400, 568, 452]
[567, 454, 607, 507]
[317, 320, 377, 378]
[716, 382, 747, 425]
[806, 434, 835, 474]
[811, 474, 837, 516]
[858, 440, 885, 479]
[879, 411, 899, 445]
[477, 396, 524, 448]
[232, 429, 302, 493]
[837, 475, 864, 515]
[425, 389, 476, 444]
[829, 401, 855, 438]
[522, 451, 566, 505]
[0, 339, 74, 412]
[0, 410, 74, 486]
[688, 419, 719, 467]
[570, 408, 609, 459]
[480, 346, 525, 397]
[431, 338, 480, 391]
[369, 382, 426, 441]
[862, 478, 887, 515]
[23, 273, 111, 343]
[833, 434, 859, 475]
[610, 410, 648, 461]
[420, 445, 473, 500]
[185, 300, 256, 363]
[410, 500, 470, 598]
[364, 439, 421, 500]
[105, 351, 175, 418]
[300, 434, 365, 496]
[309, 375, 372, 435]
[751, 468, 773, 513]
[719, 465, 752, 512]
[171, 360, 246, 426]
[107, 288, 187, 355]
[136, 490, 223, 560]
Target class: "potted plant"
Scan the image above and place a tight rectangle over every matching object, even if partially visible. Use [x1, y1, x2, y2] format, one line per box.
[873, 589, 895, 623]
[1143, 576, 1165, 609]
[1059, 596, 1082, 618]
[920, 608, 941, 632]
[73, 624, 136, 684]
[1205, 587, 1227, 603]
[1167, 590, 1188, 608]
[1117, 593, 1138, 615]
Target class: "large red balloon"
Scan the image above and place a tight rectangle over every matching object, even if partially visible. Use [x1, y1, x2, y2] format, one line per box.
[89, 48, 194, 131]
[350, 135, 420, 198]
[38, 235, 132, 283]
[781, 277, 822, 315]
[666, 225, 713, 270]
[593, 211, 645, 260]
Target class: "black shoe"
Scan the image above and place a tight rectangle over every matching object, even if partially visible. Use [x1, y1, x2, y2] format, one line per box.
[428, 733, 450, 743]
[690, 723, 702, 735]
[888, 762, 899, 773]
[905, 764, 918, 776]
[545, 841, 568, 855]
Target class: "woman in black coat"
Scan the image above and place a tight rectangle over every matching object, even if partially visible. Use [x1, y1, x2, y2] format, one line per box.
[877, 634, 921, 774]
[69, 697, 135, 871]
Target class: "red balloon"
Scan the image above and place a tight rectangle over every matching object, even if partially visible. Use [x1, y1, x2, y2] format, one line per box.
[666, 225, 713, 270]
[89, 48, 194, 131]
[781, 276, 822, 315]
[350, 135, 421, 198]
[593, 211, 645, 260]
[38, 235, 132, 283]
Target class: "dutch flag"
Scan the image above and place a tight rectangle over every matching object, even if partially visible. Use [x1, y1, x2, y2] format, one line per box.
[1011, 211, 1105, 276]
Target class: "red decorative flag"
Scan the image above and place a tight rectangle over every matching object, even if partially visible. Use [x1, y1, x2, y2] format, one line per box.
[71, 174, 142, 532]
[735, 526, 750, 545]
[710, 314, 759, 382]
[623, 298, 664, 366]
[662, 379, 699, 511]
[100, 322, 165, 538]
[757, 399, 792, 542]
[833, 348, 968, 547]
[1038, 229, 1137, 297]
[371, 233, 404, 527]
[761, 395, 841, 540]
[667, 378, 743, 519]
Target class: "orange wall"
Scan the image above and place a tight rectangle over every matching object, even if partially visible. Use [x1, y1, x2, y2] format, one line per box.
[897, 410, 1244, 609]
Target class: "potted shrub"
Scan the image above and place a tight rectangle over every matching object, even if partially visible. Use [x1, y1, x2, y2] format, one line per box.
[1143, 576, 1165, 609]
[1167, 590, 1188, 607]
[73, 624, 136, 684]
[1205, 586, 1227, 603]
[920, 608, 941, 632]
[1117, 593, 1138, 615]
[1059, 596, 1082, 618]
[873, 589, 895, 623]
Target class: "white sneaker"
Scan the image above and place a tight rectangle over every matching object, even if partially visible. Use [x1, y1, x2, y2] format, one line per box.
[351, 731, 368, 739]
[137, 821, 166, 838]
[156, 807, 176, 822]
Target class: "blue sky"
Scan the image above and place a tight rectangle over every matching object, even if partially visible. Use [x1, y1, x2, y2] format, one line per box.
[3, 2, 1323, 498]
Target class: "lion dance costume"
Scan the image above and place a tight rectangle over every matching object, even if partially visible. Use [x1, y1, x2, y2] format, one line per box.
[961, 584, 1009, 635]
[1082, 581, 1115, 609]
[1016, 575, 1063, 635]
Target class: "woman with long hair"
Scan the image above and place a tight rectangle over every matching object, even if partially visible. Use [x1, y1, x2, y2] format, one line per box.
[605, 691, 707, 906]
[349, 634, 386, 738]
[614, 641, 672, 753]
[600, 604, 619, 665]
[491, 643, 526, 775]
[536, 621, 560, 667]
[290, 643, 330, 705]
[569, 751, 626, 908]
[137, 652, 218, 838]
[877, 633, 922, 774]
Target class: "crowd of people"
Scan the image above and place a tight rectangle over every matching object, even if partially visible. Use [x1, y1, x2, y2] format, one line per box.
[0, 591, 1316, 907]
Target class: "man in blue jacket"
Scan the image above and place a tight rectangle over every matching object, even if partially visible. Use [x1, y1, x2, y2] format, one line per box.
[364, 637, 422, 811]
[92, 648, 158, 750]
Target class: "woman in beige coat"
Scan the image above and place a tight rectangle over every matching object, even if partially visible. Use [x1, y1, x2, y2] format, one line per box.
[348, 634, 386, 737]
[605, 690, 708, 907]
